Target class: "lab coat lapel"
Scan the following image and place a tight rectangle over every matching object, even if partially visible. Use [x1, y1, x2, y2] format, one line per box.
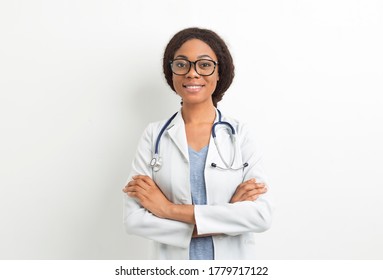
[166, 108, 227, 164]
[166, 110, 189, 162]
[206, 108, 222, 167]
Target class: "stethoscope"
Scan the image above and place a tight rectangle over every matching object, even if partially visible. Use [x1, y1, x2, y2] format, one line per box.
[150, 109, 248, 172]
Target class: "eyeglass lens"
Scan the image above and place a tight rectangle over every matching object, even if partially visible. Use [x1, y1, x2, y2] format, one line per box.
[171, 59, 217, 76]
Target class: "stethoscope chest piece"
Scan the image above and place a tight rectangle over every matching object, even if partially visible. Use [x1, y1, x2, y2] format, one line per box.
[150, 156, 162, 172]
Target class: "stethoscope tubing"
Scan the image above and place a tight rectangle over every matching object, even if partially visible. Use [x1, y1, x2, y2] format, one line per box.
[154, 111, 178, 155]
[150, 109, 248, 171]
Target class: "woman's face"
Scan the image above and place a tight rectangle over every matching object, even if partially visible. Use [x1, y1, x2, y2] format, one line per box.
[172, 39, 219, 107]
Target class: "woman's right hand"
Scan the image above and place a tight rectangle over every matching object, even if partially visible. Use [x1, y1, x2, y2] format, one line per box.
[230, 178, 267, 203]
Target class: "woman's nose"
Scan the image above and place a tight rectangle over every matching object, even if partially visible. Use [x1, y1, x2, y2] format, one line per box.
[186, 62, 200, 78]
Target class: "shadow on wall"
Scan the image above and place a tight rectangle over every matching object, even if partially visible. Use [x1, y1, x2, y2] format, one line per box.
[126, 72, 180, 133]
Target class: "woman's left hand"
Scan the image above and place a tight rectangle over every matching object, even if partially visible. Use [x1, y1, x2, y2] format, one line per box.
[123, 175, 172, 218]
[230, 178, 267, 203]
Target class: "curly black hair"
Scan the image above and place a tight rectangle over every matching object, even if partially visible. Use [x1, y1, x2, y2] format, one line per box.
[163, 27, 235, 107]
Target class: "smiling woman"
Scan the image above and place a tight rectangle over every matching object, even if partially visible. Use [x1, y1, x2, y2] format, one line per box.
[171, 39, 220, 108]
[163, 28, 235, 107]
[122, 27, 273, 260]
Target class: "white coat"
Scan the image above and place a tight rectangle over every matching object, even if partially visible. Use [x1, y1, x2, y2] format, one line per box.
[123, 109, 274, 259]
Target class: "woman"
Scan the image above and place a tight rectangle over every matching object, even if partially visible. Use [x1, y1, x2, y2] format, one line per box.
[123, 27, 273, 260]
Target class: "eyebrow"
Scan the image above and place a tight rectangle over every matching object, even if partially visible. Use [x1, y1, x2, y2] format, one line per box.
[174, 54, 214, 60]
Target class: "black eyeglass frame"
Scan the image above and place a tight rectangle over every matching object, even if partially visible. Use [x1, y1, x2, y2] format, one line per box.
[169, 59, 219, 76]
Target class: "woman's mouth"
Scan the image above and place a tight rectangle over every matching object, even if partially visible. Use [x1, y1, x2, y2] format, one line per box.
[183, 84, 204, 92]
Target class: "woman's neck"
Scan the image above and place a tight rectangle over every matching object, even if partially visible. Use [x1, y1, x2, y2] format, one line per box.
[181, 103, 216, 125]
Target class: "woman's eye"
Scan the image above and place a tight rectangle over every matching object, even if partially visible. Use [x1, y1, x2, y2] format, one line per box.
[198, 61, 212, 68]
[176, 63, 186, 68]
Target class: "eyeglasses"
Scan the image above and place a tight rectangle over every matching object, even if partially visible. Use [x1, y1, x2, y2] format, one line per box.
[170, 59, 218, 76]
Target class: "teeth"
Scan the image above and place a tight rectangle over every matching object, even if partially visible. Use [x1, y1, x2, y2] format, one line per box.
[185, 85, 202, 88]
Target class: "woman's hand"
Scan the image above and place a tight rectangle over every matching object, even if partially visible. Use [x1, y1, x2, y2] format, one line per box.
[230, 178, 267, 203]
[123, 175, 195, 224]
[123, 175, 172, 218]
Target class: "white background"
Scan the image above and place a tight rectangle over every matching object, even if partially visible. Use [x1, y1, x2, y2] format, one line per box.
[0, 0, 382, 259]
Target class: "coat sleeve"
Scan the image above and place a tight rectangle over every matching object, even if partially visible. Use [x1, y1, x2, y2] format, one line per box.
[123, 123, 194, 248]
[194, 123, 275, 236]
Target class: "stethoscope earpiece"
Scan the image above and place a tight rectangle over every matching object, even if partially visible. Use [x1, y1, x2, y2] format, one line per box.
[211, 162, 249, 170]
